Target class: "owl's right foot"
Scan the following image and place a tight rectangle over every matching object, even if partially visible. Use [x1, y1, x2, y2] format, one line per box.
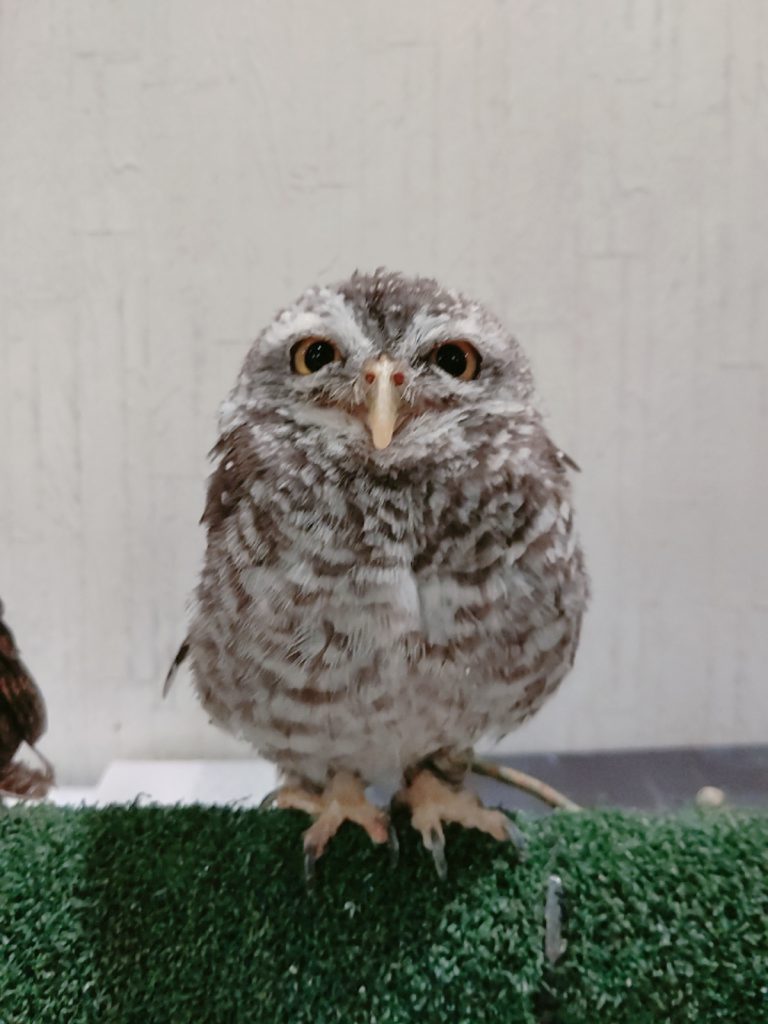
[262, 771, 392, 881]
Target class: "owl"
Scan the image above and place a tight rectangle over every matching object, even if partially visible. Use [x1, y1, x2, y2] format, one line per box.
[169, 270, 588, 877]
[0, 599, 54, 799]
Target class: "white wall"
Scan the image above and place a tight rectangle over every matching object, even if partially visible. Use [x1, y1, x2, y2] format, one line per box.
[1, 1, 766, 784]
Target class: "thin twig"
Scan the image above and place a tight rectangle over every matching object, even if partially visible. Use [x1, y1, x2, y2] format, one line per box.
[472, 760, 582, 812]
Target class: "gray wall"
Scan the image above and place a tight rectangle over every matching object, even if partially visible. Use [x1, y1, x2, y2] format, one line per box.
[1, 1, 766, 783]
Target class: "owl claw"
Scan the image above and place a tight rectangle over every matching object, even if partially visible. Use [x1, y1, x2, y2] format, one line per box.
[396, 769, 518, 877]
[387, 822, 400, 868]
[502, 814, 528, 855]
[267, 772, 389, 881]
[425, 826, 448, 880]
[303, 845, 318, 886]
[258, 787, 281, 811]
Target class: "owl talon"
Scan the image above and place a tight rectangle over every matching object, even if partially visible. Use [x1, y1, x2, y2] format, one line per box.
[397, 768, 514, 874]
[502, 814, 528, 855]
[387, 822, 400, 868]
[258, 787, 281, 811]
[303, 845, 318, 886]
[270, 772, 388, 876]
[425, 826, 448, 880]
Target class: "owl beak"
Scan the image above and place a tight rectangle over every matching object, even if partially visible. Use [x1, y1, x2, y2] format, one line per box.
[363, 357, 405, 450]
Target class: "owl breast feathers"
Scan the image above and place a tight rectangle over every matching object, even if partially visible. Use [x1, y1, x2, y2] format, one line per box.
[185, 270, 588, 789]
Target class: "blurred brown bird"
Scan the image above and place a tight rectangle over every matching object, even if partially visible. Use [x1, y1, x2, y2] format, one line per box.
[0, 599, 54, 799]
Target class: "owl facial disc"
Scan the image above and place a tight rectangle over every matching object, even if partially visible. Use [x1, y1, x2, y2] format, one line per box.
[363, 356, 406, 449]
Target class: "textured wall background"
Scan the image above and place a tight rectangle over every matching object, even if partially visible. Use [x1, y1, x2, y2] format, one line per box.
[1, 1, 766, 784]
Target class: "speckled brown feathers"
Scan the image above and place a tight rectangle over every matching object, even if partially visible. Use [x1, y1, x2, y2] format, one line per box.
[0, 600, 54, 799]
[177, 269, 589, 794]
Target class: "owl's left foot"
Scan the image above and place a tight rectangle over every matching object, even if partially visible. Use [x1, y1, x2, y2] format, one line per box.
[394, 769, 524, 879]
[266, 771, 391, 880]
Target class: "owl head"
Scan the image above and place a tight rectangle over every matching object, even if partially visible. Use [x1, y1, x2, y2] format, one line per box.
[225, 269, 537, 468]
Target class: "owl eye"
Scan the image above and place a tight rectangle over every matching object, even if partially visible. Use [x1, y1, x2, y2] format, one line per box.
[291, 337, 342, 375]
[430, 340, 480, 381]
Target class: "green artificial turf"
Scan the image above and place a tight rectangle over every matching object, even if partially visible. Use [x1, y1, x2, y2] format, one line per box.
[1, 804, 767, 1023]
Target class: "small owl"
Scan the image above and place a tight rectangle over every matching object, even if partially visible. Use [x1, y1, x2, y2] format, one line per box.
[170, 270, 588, 876]
[0, 599, 54, 799]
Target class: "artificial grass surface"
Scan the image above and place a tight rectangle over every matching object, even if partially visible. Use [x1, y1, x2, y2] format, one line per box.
[1, 805, 766, 1023]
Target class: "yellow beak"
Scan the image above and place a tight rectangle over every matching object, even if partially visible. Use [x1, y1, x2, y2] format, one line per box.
[364, 358, 403, 450]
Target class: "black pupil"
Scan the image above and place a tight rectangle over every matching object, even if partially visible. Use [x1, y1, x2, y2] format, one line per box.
[303, 341, 335, 372]
[435, 343, 468, 377]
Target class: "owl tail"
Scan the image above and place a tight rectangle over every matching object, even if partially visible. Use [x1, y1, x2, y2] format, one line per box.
[163, 639, 190, 697]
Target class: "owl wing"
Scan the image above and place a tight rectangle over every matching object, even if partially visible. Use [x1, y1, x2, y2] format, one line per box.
[200, 425, 265, 530]
[164, 426, 265, 695]
[0, 616, 47, 758]
[0, 607, 55, 798]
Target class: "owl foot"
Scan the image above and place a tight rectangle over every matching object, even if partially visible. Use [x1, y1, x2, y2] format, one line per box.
[394, 769, 522, 879]
[268, 771, 390, 881]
